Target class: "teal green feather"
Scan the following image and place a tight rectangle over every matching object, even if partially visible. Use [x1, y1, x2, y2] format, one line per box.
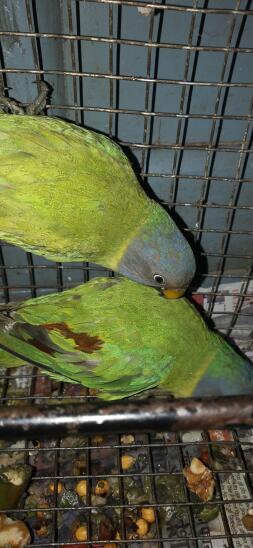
[0, 277, 251, 400]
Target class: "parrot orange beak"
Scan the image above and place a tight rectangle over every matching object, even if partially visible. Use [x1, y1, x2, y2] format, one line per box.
[163, 288, 186, 299]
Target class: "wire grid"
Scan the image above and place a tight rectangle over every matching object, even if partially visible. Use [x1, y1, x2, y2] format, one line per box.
[2, 391, 253, 546]
[0, 0, 253, 545]
[0, 0, 252, 341]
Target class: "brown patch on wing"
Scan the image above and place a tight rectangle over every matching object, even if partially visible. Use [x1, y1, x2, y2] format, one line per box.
[29, 339, 55, 355]
[42, 322, 103, 353]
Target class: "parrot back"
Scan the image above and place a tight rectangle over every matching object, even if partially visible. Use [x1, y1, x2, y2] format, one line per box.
[0, 115, 150, 267]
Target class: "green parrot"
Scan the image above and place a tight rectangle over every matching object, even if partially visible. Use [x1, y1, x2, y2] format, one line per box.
[0, 277, 251, 400]
[0, 83, 195, 297]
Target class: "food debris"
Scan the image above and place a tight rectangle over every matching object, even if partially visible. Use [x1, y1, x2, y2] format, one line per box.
[49, 480, 63, 495]
[121, 454, 136, 470]
[74, 523, 88, 541]
[137, 6, 154, 16]
[36, 501, 50, 520]
[136, 517, 149, 537]
[95, 479, 111, 496]
[72, 459, 86, 475]
[183, 457, 215, 502]
[0, 464, 32, 510]
[34, 522, 49, 537]
[0, 514, 31, 547]
[91, 435, 104, 445]
[208, 429, 236, 458]
[242, 508, 253, 531]
[75, 479, 87, 497]
[140, 507, 156, 523]
[120, 434, 135, 445]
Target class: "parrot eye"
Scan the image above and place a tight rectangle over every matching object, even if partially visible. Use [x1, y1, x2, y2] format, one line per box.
[153, 274, 165, 285]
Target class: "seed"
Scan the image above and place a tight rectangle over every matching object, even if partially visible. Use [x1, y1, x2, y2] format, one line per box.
[75, 479, 87, 497]
[91, 435, 104, 444]
[49, 481, 63, 495]
[36, 502, 49, 520]
[35, 524, 48, 537]
[94, 479, 110, 496]
[121, 454, 135, 470]
[120, 434, 135, 444]
[32, 440, 40, 448]
[190, 457, 206, 475]
[75, 524, 88, 541]
[136, 518, 149, 537]
[140, 507, 155, 523]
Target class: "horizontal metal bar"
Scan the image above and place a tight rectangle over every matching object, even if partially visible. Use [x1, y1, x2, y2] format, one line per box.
[185, 228, 253, 234]
[7, 535, 253, 547]
[123, 141, 253, 152]
[205, 310, 252, 316]
[44, 104, 253, 121]
[1, 67, 253, 87]
[0, 438, 250, 451]
[0, 260, 252, 269]
[0, 396, 253, 439]
[2, 498, 253, 512]
[83, 0, 253, 16]
[1, 30, 253, 53]
[163, 202, 253, 210]
[143, 173, 253, 182]
[200, 252, 253, 259]
[14, 468, 249, 479]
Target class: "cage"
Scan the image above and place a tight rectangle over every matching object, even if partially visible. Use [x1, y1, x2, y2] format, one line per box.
[0, 0, 253, 546]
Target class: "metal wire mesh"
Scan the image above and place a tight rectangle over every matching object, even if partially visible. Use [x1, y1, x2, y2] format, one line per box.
[0, 0, 253, 545]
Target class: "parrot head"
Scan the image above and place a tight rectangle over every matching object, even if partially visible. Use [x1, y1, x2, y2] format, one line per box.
[119, 206, 196, 297]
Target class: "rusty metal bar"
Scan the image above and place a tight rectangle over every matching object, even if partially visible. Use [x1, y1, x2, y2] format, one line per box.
[1, 67, 253, 87]
[0, 396, 253, 439]
[80, 0, 253, 16]
[1, 31, 253, 53]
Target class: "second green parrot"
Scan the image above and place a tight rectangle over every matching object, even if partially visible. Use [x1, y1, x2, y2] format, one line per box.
[0, 277, 251, 400]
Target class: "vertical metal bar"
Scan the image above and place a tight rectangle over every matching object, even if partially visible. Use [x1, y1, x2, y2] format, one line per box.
[108, 4, 116, 280]
[147, 433, 162, 548]
[140, 9, 155, 184]
[0, 35, 7, 97]
[114, 4, 122, 139]
[169, 0, 199, 205]
[74, 2, 84, 127]
[118, 434, 127, 545]
[25, 0, 43, 89]
[85, 437, 92, 545]
[108, 4, 114, 137]
[74, 0, 90, 283]
[177, 434, 198, 548]
[67, 0, 80, 125]
[205, 433, 234, 547]
[0, 9, 19, 307]
[0, 249, 9, 304]
[0, 31, 10, 307]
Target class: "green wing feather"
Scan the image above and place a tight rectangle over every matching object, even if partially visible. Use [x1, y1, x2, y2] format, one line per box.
[0, 277, 251, 400]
